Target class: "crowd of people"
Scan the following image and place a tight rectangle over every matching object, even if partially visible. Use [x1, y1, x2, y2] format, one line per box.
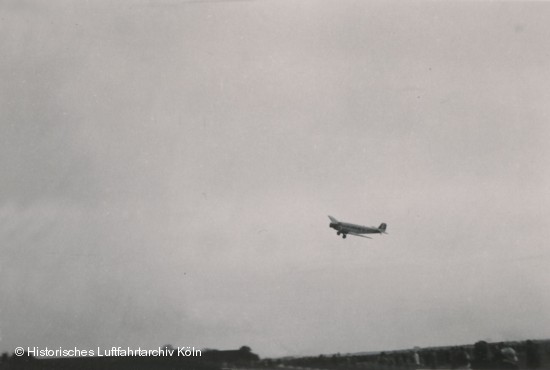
[433, 340, 542, 369]
[374, 339, 544, 369]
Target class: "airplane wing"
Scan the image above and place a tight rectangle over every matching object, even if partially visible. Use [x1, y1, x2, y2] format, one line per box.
[347, 232, 372, 239]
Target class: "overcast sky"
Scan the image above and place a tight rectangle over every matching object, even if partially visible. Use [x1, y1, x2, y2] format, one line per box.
[1, 0, 549, 358]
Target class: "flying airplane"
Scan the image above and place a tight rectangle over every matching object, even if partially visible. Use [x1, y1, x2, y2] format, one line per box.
[328, 215, 387, 239]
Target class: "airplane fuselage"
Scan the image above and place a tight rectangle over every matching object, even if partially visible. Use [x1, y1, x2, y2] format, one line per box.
[329, 222, 382, 234]
[328, 216, 387, 239]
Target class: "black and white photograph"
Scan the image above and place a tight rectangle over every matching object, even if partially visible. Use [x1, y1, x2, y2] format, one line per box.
[1, 1, 549, 369]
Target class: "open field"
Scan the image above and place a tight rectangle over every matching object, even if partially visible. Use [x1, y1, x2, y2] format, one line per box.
[2, 340, 549, 370]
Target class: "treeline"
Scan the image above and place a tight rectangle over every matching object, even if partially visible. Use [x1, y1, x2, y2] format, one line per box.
[264, 339, 550, 369]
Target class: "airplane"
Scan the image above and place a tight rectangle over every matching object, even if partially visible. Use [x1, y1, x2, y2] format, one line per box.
[328, 215, 387, 239]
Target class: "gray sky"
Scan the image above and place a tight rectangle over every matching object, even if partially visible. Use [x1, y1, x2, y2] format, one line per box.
[1, 0, 549, 358]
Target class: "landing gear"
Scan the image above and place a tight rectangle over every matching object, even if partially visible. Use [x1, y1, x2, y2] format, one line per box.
[336, 231, 341, 235]
[342, 234, 347, 239]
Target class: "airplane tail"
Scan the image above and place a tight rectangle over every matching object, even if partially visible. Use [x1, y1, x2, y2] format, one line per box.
[379, 223, 387, 233]
[328, 215, 339, 224]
